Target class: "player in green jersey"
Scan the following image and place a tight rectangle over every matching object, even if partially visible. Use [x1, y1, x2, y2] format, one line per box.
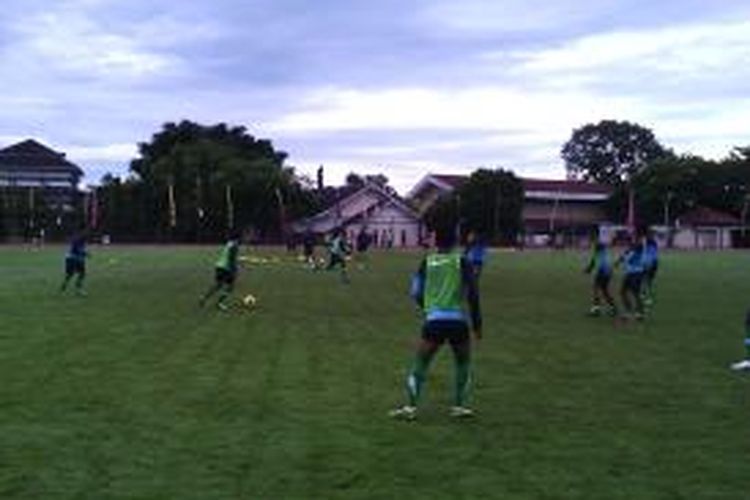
[326, 228, 351, 283]
[389, 225, 482, 420]
[199, 234, 240, 310]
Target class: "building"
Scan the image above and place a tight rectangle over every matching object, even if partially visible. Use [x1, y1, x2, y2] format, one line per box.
[408, 173, 612, 245]
[291, 181, 423, 247]
[0, 139, 84, 209]
[673, 206, 743, 249]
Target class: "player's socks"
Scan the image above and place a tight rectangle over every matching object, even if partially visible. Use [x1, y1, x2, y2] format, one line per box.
[453, 356, 471, 407]
[406, 353, 432, 406]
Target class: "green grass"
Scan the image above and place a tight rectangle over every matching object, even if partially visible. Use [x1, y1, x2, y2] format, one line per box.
[1, 245, 749, 499]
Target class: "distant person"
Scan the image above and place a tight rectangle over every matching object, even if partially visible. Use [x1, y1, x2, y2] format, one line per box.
[302, 229, 318, 270]
[584, 241, 617, 317]
[389, 224, 482, 420]
[199, 233, 240, 311]
[60, 232, 89, 295]
[355, 229, 372, 270]
[464, 231, 487, 280]
[615, 235, 646, 321]
[326, 228, 351, 283]
[730, 309, 750, 371]
[642, 232, 660, 307]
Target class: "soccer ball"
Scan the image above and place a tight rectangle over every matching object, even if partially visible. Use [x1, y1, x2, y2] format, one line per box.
[243, 294, 257, 307]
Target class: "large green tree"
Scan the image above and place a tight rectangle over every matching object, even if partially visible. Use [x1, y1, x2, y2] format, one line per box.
[99, 121, 319, 242]
[425, 168, 523, 245]
[562, 120, 669, 185]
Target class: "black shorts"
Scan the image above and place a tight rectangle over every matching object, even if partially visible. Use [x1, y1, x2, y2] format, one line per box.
[422, 320, 470, 347]
[328, 254, 346, 268]
[65, 258, 85, 276]
[623, 273, 643, 294]
[645, 261, 659, 281]
[594, 270, 611, 289]
[215, 267, 236, 285]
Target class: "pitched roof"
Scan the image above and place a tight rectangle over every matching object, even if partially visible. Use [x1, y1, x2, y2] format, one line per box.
[293, 181, 419, 232]
[409, 173, 611, 199]
[678, 206, 741, 227]
[522, 178, 612, 195]
[0, 139, 84, 175]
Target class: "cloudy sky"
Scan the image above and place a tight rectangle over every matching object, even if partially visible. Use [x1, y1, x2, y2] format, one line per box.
[1, 0, 749, 193]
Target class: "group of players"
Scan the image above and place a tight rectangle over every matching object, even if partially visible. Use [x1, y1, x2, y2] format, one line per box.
[58, 222, 748, 422]
[583, 229, 660, 321]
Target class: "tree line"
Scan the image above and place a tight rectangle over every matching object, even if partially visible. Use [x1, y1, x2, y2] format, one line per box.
[3, 118, 747, 244]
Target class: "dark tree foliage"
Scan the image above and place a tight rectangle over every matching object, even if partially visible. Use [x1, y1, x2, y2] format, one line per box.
[562, 120, 669, 185]
[97, 121, 320, 242]
[425, 168, 523, 245]
[607, 152, 750, 225]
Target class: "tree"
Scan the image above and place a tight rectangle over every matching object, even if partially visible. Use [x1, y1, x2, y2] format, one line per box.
[562, 120, 669, 185]
[95, 120, 319, 242]
[424, 168, 523, 245]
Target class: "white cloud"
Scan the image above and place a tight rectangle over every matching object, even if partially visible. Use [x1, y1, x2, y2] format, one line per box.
[518, 20, 750, 78]
[269, 86, 643, 134]
[421, 0, 621, 34]
[63, 143, 138, 162]
[13, 12, 177, 79]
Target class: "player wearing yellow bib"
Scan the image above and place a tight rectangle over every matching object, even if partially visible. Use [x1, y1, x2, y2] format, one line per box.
[389, 226, 482, 420]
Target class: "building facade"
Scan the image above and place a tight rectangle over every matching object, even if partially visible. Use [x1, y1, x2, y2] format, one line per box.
[0, 139, 83, 208]
[291, 182, 423, 248]
[408, 173, 612, 246]
[0, 139, 84, 240]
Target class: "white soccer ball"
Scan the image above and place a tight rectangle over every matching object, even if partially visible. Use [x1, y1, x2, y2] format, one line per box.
[243, 294, 257, 307]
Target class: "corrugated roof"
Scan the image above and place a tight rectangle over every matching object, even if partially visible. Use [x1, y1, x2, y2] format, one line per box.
[0, 139, 84, 175]
[678, 206, 741, 227]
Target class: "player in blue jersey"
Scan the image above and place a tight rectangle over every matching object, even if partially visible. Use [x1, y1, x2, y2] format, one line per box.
[464, 230, 487, 281]
[642, 231, 660, 307]
[389, 224, 482, 420]
[60, 233, 89, 295]
[584, 241, 617, 317]
[616, 235, 646, 320]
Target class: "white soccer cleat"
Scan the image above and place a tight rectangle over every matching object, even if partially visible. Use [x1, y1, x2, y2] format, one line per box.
[388, 405, 417, 420]
[449, 406, 475, 418]
[730, 359, 750, 371]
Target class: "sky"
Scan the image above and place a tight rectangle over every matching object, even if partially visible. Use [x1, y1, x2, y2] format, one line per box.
[1, 0, 749, 194]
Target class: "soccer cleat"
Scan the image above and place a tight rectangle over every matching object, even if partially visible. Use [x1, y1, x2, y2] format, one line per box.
[730, 359, 750, 371]
[449, 406, 475, 418]
[217, 302, 230, 311]
[388, 405, 417, 420]
[587, 306, 601, 317]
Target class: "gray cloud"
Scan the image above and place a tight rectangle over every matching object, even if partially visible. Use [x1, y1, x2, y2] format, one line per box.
[0, 0, 749, 193]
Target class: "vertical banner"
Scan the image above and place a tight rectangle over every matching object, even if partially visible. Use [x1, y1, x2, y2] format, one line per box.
[626, 185, 635, 235]
[90, 187, 99, 230]
[82, 191, 89, 230]
[225, 184, 234, 230]
[28, 187, 35, 230]
[275, 187, 285, 238]
[168, 180, 177, 228]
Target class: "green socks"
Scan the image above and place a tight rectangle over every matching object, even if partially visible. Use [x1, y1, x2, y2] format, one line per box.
[406, 352, 433, 406]
[454, 355, 471, 407]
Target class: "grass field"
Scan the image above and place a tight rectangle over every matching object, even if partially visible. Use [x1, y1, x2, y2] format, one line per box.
[1, 245, 749, 499]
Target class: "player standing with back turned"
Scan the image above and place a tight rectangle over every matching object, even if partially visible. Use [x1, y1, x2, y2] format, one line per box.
[390, 224, 482, 420]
